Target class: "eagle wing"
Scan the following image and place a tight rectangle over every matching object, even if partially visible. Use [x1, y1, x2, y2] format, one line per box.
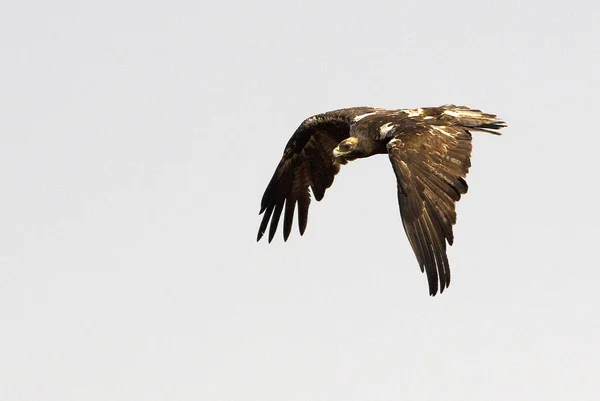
[257, 108, 376, 242]
[387, 123, 474, 296]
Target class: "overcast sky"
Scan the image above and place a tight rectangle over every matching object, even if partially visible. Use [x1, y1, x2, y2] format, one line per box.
[2, 0, 599, 400]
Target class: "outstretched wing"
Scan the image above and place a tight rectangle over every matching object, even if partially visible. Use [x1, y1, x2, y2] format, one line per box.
[387, 124, 475, 296]
[257, 108, 376, 242]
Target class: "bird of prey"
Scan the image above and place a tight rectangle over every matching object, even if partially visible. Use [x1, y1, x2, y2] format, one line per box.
[257, 105, 506, 295]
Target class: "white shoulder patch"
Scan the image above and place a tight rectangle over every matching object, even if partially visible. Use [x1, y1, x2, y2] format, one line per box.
[379, 122, 395, 137]
[353, 111, 378, 122]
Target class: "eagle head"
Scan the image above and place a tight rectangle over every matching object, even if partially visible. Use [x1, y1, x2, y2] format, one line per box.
[333, 137, 359, 158]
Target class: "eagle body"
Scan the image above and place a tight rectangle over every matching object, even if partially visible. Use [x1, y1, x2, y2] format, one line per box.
[257, 105, 506, 295]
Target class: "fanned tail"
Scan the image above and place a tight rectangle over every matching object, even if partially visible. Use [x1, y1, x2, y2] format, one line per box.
[437, 104, 507, 135]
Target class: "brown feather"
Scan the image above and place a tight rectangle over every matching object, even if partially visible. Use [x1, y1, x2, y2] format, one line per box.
[387, 123, 477, 295]
[257, 108, 377, 242]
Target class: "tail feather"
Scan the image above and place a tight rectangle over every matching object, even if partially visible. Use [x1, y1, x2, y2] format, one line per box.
[438, 104, 507, 134]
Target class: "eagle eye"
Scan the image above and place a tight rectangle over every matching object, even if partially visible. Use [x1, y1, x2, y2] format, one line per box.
[339, 142, 354, 152]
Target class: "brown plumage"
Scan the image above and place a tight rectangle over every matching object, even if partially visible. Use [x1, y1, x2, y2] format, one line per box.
[257, 105, 506, 296]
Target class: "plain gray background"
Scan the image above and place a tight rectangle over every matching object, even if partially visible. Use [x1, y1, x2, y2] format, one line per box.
[2, 0, 599, 400]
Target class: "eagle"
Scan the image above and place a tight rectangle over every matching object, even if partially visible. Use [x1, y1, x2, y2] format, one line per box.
[257, 105, 506, 295]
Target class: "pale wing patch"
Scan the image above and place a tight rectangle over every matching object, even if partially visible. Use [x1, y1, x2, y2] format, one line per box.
[379, 122, 395, 138]
[442, 154, 463, 166]
[387, 138, 401, 148]
[353, 111, 378, 122]
[442, 109, 460, 117]
[429, 125, 454, 138]
[402, 108, 424, 117]
[442, 107, 480, 118]
[399, 160, 411, 178]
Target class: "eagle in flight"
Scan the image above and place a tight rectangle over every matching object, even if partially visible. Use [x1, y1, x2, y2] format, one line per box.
[257, 105, 506, 295]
